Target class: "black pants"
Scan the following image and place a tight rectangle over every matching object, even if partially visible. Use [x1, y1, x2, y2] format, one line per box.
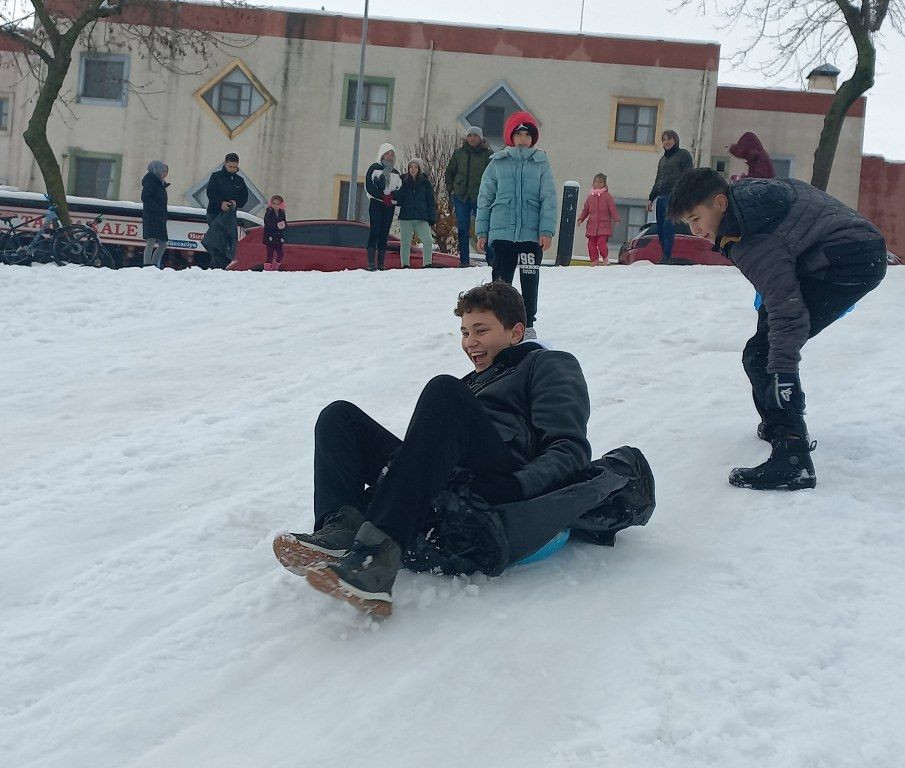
[491, 240, 541, 327]
[313, 375, 519, 549]
[743, 272, 885, 439]
[367, 200, 395, 254]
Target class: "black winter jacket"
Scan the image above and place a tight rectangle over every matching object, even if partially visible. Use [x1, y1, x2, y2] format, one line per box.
[396, 174, 437, 224]
[206, 167, 249, 219]
[462, 342, 592, 500]
[365, 162, 402, 205]
[716, 178, 886, 372]
[263, 207, 286, 245]
[141, 172, 169, 241]
[649, 146, 694, 201]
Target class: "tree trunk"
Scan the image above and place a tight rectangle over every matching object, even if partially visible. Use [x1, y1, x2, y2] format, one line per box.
[22, 55, 73, 225]
[810, 28, 875, 192]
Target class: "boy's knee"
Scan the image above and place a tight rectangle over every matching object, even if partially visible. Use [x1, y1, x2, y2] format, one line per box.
[421, 374, 464, 399]
[316, 400, 359, 431]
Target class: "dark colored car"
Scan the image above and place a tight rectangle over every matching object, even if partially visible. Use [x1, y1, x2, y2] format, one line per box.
[227, 219, 460, 271]
[618, 221, 731, 266]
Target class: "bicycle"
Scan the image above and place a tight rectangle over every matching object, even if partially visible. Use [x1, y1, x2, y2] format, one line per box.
[0, 199, 114, 268]
[0, 199, 61, 265]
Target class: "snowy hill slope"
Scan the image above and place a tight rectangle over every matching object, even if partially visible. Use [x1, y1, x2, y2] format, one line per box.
[1, 264, 903, 768]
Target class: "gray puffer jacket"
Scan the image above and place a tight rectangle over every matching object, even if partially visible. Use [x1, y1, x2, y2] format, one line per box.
[716, 178, 886, 372]
[462, 342, 591, 500]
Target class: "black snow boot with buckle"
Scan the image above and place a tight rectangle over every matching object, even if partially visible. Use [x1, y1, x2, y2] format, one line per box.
[729, 438, 817, 491]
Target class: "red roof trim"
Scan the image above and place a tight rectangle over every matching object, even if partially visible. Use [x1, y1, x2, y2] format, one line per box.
[46, 0, 720, 71]
[716, 86, 866, 118]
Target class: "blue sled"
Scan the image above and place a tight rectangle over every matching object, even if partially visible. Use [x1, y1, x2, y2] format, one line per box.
[512, 528, 571, 567]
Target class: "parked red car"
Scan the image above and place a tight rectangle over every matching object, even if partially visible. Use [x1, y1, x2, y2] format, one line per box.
[618, 221, 731, 266]
[227, 219, 460, 271]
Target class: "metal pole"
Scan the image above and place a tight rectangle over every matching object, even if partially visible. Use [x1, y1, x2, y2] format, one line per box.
[346, 0, 370, 220]
[579, 0, 586, 31]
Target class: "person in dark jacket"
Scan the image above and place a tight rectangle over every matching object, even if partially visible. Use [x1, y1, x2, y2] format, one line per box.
[729, 132, 776, 179]
[445, 126, 494, 267]
[648, 130, 694, 264]
[364, 143, 402, 271]
[262, 194, 287, 271]
[395, 157, 437, 268]
[668, 168, 887, 491]
[205, 153, 249, 269]
[205, 153, 249, 221]
[272, 282, 592, 616]
[141, 161, 169, 269]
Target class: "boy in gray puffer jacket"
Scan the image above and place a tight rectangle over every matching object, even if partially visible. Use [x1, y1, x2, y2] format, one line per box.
[476, 111, 557, 338]
[669, 168, 887, 492]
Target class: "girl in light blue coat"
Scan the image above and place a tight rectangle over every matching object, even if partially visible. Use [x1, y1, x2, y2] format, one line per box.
[476, 111, 556, 336]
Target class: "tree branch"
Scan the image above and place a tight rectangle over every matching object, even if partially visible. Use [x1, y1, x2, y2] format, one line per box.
[0, 25, 53, 65]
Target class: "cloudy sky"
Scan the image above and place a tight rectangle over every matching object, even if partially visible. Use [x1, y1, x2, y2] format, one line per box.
[264, 0, 904, 161]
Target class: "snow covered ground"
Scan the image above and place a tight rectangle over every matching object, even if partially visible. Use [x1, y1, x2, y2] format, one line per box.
[2, 263, 904, 768]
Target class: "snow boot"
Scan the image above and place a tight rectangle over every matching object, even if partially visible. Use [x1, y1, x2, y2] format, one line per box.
[272, 506, 365, 574]
[729, 438, 817, 491]
[305, 521, 401, 617]
[263, 262, 273, 271]
[366, 247, 376, 271]
[377, 250, 387, 271]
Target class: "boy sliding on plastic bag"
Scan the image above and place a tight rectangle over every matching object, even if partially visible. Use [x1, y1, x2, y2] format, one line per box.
[273, 283, 593, 616]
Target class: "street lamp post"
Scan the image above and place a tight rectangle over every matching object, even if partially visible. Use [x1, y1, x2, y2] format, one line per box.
[346, 0, 370, 221]
[579, 0, 586, 31]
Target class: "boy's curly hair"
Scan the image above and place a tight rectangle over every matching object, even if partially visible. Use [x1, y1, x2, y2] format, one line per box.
[454, 282, 527, 329]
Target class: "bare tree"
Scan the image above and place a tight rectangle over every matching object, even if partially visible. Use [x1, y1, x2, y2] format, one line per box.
[404, 126, 463, 256]
[684, 0, 903, 190]
[0, 0, 251, 224]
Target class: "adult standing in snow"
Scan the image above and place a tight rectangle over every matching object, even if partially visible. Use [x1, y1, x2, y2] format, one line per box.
[365, 143, 402, 271]
[445, 126, 493, 267]
[729, 132, 776, 179]
[204, 153, 249, 269]
[395, 157, 437, 268]
[647, 130, 694, 264]
[141, 160, 169, 269]
[668, 168, 887, 491]
[272, 283, 604, 616]
[476, 111, 557, 339]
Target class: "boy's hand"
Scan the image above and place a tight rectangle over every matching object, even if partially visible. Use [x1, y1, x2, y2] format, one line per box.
[540, 235, 552, 251]
[476, 237, 486, 254]
[646, 200, 654, 212]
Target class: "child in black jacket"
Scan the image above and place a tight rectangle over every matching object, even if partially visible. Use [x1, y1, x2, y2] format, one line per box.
[263, 195, 287, 271]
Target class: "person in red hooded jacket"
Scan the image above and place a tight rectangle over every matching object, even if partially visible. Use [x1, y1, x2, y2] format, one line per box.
[729, 132, 776, 179]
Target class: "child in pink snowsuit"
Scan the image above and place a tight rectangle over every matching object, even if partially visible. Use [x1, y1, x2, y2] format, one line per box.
[578, 173, 620, 265]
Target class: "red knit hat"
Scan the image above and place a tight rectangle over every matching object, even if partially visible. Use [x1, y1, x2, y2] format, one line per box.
[504, 111, 539, 147]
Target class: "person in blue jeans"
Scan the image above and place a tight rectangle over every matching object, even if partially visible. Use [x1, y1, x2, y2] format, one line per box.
[445, 126, 494, 267]
[647, 130, 693, 264]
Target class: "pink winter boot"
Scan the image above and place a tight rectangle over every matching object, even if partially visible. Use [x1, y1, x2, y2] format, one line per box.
[263, 262, 273, 271]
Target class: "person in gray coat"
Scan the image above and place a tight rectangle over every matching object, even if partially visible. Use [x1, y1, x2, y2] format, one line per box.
[669, 168, 887, 491]
[141, 161, 169, 268]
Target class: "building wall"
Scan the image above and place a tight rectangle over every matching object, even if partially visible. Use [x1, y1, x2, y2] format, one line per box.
[0, 6, 718, 255]
[1, 6, 872, 255]
[859, 154, 905, 259]
[712, 87, 865, 208]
